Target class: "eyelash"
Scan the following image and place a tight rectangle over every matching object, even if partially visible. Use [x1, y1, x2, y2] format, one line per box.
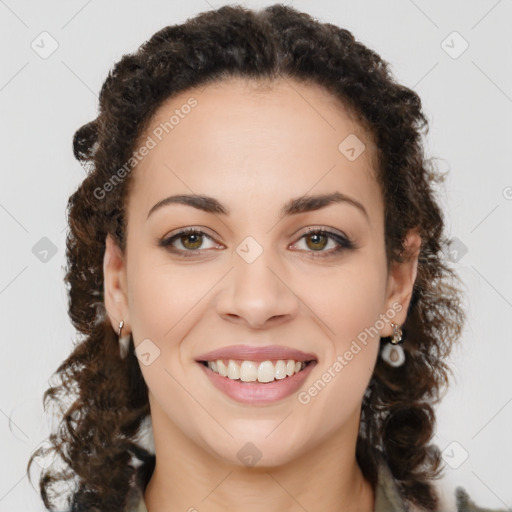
[157, 226, 356, 259]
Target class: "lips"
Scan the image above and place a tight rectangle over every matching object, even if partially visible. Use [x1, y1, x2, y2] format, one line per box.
[198, 358, 318, 404]
[195, 344, 318, 363]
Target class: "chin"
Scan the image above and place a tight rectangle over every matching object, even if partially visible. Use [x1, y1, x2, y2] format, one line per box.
[206, 431, 307, 469]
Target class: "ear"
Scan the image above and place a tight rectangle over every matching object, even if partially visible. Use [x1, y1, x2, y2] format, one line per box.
[103, 233, 130, 335]
[382, 227, 421, 336]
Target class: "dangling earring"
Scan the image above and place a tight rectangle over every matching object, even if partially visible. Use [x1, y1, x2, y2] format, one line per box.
[380, 322, 405, 367]
[118, 320, 131, 359]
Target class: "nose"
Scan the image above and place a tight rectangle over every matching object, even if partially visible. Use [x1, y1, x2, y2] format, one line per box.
[216, 245, 300, 329]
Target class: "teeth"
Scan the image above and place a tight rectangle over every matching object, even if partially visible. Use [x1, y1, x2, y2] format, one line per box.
[206, 359, 308, 383]
[258, 361, 276, 382]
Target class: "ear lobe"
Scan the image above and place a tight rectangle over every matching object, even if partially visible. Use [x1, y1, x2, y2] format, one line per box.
[384, 228, 422, 331]
[103, 234, 129, 333]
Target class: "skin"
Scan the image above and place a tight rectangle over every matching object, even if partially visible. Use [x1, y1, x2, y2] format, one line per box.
[103, 76, 421, 512]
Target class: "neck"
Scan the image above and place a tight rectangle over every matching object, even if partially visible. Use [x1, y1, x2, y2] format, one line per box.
[143, 405, 375, 512]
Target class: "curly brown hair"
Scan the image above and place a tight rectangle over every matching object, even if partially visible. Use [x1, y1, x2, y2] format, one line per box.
[27, 4, 465, 511]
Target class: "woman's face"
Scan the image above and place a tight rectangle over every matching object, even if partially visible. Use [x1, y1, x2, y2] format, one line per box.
[104, 76, 419, 467]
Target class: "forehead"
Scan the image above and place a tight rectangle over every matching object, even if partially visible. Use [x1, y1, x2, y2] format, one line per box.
[126, 76, 381, 222]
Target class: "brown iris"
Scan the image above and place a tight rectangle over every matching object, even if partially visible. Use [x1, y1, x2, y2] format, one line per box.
[304, 232, 328, 251]
[180, 233, 203, 250]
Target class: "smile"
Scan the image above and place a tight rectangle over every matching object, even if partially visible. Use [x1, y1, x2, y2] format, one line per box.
[201, 358, 313, 383]
[198, 359, 317, 405]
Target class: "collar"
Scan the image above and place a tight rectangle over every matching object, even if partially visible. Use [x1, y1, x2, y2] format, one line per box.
[374, 451, 410, 512]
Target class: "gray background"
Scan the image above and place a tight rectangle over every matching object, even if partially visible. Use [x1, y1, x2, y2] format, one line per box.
[1, 0, 511, 510]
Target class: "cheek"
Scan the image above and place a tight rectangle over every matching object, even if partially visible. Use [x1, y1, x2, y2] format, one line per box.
[295, 266, 385, 425]
[126, 258, 209, 400]
[306, 263, 387, 343]
[126, 252, 210, 342]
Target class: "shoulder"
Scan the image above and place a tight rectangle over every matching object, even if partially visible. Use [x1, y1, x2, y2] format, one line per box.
[453, 486, 509, 512]
[407, 485, 507, 512]
[374, 451, 507, 512]
[436, 482, 508, 512]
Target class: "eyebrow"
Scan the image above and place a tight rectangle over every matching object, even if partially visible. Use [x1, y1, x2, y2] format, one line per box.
[146, 191, 369, 222]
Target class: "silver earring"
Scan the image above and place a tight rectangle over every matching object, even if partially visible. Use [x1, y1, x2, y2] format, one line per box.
[118, 320, 130, 359]
[380, 322, 405, 367]
[390, 322, 403, 344]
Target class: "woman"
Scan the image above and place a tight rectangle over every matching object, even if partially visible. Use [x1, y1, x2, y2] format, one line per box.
[27, 4, 505, 512]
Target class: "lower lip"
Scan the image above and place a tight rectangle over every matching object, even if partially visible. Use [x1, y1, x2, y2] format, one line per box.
[197, 361, 317, 405]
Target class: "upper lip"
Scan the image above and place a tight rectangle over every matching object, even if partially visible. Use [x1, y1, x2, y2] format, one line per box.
[195, 344, 318, 363]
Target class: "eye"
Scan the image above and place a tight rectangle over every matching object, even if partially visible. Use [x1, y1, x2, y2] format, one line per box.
[158, 226, 355, 259]
[291, 227, 355, 258]
[158, 228, 221, 257]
